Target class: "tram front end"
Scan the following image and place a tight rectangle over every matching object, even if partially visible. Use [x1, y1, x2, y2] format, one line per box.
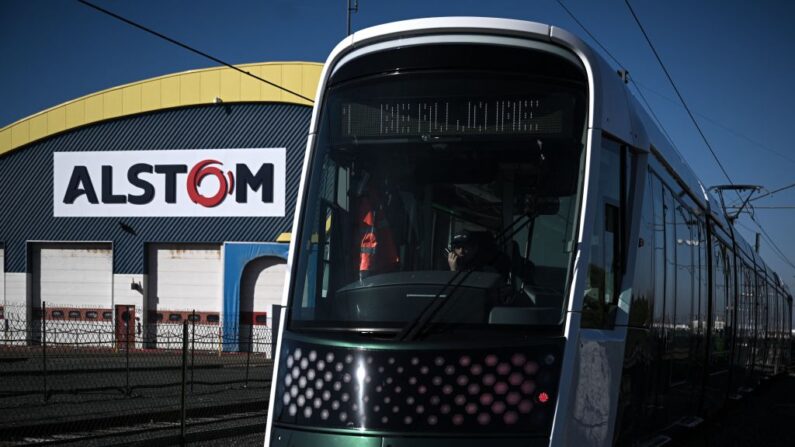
[267, 18, 591, 447]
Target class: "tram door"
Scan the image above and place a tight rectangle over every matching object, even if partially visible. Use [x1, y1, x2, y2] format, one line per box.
[115, 305, 136, 350]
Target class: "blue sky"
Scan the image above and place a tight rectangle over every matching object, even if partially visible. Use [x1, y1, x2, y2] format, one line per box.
[2, 0, 794, 316]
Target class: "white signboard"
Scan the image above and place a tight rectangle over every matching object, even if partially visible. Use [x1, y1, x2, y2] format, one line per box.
[53, 149, 286, 217]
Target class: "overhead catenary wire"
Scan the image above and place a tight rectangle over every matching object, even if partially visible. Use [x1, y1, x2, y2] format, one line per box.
[736, 219, 795, 271]
[555, 0, 622, 67]
[557, 1, 793, 278]
[554, 0, 676, 146]
[633, 80, 795, 166]
[77, 0, 314, 104]
[741, 217, 795, 271]
[623, 0, 735, 189]
[750, 181, 795, 202]
[727, 206, 795, 210]
[556, 1, 794, 172]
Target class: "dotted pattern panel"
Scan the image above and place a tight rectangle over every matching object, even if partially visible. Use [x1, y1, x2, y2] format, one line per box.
[273, 338, 562, 434]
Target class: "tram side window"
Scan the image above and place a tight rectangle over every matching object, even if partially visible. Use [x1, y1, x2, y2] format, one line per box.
[761, 280, 766, 340]
[710, 239, 731, 373]
[299, 156, 348, 314]
[582, 139, 622, 328]
[787, 299, 793, 366]
[628, 170, 655, 328]
[697, 220, 708, 337]
[753, 268, 767, 340]
[663, 184, 677, 350]
[651, 174, 666, 334]
[671, 201, 694, 384]
[742, 265, 754, 355]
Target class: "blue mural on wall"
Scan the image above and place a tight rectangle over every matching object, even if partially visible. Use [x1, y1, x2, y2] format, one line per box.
[223, 241, 289, 351]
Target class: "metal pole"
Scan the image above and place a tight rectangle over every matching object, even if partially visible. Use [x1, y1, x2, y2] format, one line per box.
[42, 301, 48, 403]
[271, 305, 283, 361]
[346, 0, 358, 36]
[244, 324, 252, 388]
[125, 305, 131, 396]
[190, 310, 196, 393]
[180, 320, 188, 445]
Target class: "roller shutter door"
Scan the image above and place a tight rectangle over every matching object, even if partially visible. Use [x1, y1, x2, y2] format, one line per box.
[32, 243, 113, 309]
[147, 243, 222, 317]
[0, 245, 4, 310]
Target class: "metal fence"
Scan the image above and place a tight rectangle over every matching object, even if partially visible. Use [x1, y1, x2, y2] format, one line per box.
[0, 303, 274, 444]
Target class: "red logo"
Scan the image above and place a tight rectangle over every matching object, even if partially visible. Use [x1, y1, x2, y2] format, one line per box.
[187, 160, 235, 208]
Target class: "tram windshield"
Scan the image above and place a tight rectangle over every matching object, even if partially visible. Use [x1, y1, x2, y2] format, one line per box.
[290, 45, 588, 341]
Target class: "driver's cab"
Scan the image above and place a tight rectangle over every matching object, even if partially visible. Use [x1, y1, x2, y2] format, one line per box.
[294, 136, 578, 337]
[288, 39, 587, 340]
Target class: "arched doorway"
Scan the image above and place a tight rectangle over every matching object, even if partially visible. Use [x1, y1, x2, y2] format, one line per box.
[238, 256, 287, 353]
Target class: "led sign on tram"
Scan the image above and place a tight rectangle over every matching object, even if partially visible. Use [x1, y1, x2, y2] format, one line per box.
[338, 95, 575, 140]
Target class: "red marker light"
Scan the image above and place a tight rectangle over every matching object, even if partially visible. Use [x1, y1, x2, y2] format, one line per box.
[538, 392, 550, 404]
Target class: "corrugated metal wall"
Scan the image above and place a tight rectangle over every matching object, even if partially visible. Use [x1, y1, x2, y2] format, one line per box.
[0, 103, 311, 273]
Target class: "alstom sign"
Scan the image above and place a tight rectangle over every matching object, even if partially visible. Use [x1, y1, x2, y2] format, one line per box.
[53, 149, 286, 217]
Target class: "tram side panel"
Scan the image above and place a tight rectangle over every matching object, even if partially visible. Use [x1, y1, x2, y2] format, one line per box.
[704, 230, 733, 414]
[618, 180, 792, 446]
[615, 169, 657, 445]
[617, 164, 722, 444]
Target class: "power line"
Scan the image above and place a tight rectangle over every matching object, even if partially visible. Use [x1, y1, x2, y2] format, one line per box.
[555, 0, 622, 67]
[749, 216, 795, 270]
[750, 182, 795, 202]
[77, 0, 314, 104]
[728, 206, 795, 210]
[553, 1, 676, 146]
[735, 220, 794, 271]
[739, 219, 795, 271]
[633, 80, 795, 166]
[559, 0, 790, 274]
[623, 0, 734, 188]
[629, 80, 676, 147]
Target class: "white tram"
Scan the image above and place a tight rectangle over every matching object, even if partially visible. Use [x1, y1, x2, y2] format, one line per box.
[265, 17, 792, 446]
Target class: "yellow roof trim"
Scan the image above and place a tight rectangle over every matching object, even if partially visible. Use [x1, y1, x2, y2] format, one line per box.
[0, 61, 322, 157]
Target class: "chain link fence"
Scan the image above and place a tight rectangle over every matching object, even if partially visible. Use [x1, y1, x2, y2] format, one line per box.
[0, 302, 274, 444]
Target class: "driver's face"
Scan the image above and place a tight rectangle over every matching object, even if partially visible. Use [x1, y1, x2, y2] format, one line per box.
[453, 244, 471, 258]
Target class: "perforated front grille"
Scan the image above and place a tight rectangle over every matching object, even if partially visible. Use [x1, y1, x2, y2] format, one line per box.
[273, 337, 562, 434]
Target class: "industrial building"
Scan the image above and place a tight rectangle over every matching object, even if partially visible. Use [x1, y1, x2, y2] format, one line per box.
[0, 62, 321, 351]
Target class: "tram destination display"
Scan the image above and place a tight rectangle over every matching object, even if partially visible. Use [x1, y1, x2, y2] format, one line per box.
[339, 94, 575, 140]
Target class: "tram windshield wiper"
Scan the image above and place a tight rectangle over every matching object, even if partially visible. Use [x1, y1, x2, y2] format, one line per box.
[292, 325, 402, 338]
[396, 216, 533, 341]
[396, 192, 561, 341]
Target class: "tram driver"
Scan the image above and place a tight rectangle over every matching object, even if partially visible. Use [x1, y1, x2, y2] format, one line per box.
[446, 231, 511, 279]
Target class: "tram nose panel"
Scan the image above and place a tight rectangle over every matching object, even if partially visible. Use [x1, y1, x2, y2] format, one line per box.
[272, 336, 564, 437]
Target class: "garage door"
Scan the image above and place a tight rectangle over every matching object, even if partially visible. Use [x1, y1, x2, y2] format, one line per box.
[0, 244, 4, 312]
[147, 243, 222, 321]
[32, 242, 113, 309]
